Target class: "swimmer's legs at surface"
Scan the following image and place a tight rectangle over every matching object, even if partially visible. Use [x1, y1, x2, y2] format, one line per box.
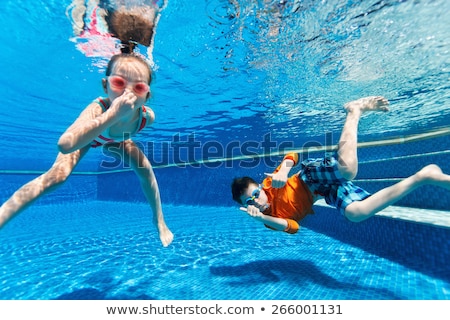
[67, 0, 88, 35]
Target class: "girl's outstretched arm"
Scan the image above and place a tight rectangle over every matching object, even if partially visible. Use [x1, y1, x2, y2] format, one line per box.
[58, 102, 107, 153]
[58, 92, 137, 153]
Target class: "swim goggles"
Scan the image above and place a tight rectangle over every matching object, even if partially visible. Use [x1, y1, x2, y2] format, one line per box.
[107, 75, 149, 97]
[245, 185, 262, 206]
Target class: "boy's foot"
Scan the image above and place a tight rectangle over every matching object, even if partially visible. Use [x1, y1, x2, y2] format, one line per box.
[416, 164, 450, 190]
[344, 96, 390, 114]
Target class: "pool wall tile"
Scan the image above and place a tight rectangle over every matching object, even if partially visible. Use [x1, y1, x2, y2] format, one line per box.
[301, 205, 450, 283]
[0, 174, 98, 205]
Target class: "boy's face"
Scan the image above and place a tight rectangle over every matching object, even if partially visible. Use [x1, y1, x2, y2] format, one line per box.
[105, 59, 151, 103]
[240, 183, 269, 211]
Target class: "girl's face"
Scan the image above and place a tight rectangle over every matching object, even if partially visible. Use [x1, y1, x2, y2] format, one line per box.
[104, 58, 151, 103]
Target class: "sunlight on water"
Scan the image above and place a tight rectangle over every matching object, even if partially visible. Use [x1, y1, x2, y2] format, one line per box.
[0, 0, 449, 153]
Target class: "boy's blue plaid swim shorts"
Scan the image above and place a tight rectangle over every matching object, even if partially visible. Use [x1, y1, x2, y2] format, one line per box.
[299, 154, 371, 216]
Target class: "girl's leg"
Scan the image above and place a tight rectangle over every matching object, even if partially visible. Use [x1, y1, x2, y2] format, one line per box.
[104, 141, 173, 247]
[337, 96, 389, 180]
[345, 164, 450, 222]
[0, 146, 90, 228]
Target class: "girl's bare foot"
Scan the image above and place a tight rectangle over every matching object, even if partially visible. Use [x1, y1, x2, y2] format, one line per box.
[344, 96, 390, 114]
[158, 224, 174, 247]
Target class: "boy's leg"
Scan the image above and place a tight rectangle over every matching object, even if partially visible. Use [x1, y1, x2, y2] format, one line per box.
[337, 96, 389, 180]
[0, 146, 90, 229]
[345, 164, 450, 222]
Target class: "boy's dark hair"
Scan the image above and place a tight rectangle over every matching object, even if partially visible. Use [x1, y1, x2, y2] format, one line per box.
[231, 177, 258, 205]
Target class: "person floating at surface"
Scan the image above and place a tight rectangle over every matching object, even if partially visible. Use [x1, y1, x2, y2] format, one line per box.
[67, 0, 167, 62]
[0, 53, 174, 247]
[231, 96, 450, 234]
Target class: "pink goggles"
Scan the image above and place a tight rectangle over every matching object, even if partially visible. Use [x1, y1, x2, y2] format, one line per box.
[107, 75, 150, 97]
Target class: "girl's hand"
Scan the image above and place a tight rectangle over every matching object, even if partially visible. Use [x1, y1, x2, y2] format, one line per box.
[110, 89, 137, 118]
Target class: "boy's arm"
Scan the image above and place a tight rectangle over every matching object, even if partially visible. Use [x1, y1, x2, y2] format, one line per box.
[265, 153, 298, 188]
[239, 206, 300, 234]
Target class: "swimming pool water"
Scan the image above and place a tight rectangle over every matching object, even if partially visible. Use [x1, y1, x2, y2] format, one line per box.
[0, 201, 448, 300]
[0, 0, 449, 303]
[1, 0, 450, 173]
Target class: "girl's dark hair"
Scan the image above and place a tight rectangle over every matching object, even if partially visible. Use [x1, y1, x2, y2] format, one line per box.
[231, 177, 258, 204]
[105, 53, 152, 84]
[105, 8, 155, 48]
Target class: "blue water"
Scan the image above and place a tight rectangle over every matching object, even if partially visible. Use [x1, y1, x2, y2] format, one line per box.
[0, 201, 448, 300]
[0, 0, 449, 300]
[1, 0, 450, 171]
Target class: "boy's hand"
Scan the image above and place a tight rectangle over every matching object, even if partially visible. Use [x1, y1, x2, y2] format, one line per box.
[240, 205, 264, 218]
[264, 158, 294, 188]
[265, 171, 288, 188]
